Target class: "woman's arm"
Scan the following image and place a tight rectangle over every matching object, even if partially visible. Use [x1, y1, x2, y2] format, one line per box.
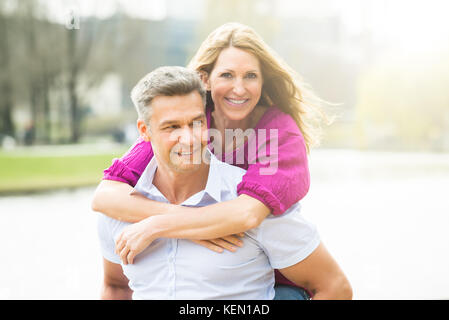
[92, 180, 178, 222]
[115, 194, 270, 265]
[94, 159, 271, 259]
[236, 107, 310, 216]
[92, 180, 269, 229]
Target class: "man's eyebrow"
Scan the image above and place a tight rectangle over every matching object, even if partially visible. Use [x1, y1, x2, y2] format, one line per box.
[192, 113, 206, 121]
[159, 113, 206, 127]
[159, 120, 178, 127]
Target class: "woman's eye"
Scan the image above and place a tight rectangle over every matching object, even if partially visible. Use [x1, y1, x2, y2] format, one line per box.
[220, 72, 232, 78]
[246, 73, 257, 79]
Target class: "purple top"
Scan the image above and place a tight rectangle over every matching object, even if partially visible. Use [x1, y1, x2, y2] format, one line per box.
[103, 106, 309, 216]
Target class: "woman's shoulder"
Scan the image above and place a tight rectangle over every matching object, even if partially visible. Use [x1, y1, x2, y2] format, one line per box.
[121, 137, 154, 165]
[255, 105, 301, 135]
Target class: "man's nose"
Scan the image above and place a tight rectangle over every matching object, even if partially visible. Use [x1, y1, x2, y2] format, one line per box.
[178, 127, 194, 146]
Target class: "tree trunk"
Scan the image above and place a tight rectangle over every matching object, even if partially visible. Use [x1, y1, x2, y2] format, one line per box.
[67, 24, 80, 143]
[24, 5, 40, 145]
[68, 70, 80, 143]
[0, 13, 15, 138]
[42, 72, 51, 143]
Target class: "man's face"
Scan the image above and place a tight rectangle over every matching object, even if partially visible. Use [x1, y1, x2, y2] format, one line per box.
[140, 91, 208, 173]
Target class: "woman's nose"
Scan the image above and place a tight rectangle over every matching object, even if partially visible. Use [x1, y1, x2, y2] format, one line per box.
[232, 78, 246, 96]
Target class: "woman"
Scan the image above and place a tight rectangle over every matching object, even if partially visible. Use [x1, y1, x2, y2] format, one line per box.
[92, 22, 328, 299]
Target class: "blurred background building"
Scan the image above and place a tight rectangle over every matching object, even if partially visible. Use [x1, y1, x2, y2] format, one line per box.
[1, 0, 448, 151]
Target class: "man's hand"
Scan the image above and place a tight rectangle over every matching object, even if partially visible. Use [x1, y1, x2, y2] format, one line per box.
[115, 217, 156, 265]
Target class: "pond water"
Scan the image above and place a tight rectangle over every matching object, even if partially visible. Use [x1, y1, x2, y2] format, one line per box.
[1, 149, 448, 299]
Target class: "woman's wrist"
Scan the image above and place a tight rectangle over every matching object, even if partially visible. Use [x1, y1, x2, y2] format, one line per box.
[143, 214, 171, 242]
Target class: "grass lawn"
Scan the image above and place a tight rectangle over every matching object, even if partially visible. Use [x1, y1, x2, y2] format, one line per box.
[0, 145, 127, 193]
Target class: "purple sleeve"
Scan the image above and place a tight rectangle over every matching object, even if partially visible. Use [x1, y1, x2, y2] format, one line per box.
[103, 137, 154, 187]
[237, 110, 310, 216]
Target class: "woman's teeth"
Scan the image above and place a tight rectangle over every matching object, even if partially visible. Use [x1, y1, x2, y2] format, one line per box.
[226, 98, 248, 105]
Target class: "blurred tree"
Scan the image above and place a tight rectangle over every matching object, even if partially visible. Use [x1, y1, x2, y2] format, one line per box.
[65, 15, 96, 143]
[38, 17, 65, 144]
[1, 1, 119, 145]
[19, 0, 40, 144]
[0, 8, 15, 138]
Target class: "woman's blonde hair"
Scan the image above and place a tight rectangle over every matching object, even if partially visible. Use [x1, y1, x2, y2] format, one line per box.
[187, 22, 331, 153]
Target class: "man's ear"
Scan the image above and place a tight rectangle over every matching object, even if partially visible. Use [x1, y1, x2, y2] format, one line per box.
[137, 119, 151, 142]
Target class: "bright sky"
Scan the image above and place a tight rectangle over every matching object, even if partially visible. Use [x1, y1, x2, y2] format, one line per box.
[282, 0, 449, 53]
[40, 0, 449, 52]
[43, 0, 168, 21]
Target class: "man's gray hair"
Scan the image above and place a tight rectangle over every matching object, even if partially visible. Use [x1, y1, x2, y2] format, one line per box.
[131, 66, 206, 126]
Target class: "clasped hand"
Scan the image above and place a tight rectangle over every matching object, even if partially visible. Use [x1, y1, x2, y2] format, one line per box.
[115, 217, 244, 265]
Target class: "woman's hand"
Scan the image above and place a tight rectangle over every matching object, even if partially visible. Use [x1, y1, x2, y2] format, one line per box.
[115, 216, 246, 265]
[191, 233, 245, 253]
[115, 217, 156, 265]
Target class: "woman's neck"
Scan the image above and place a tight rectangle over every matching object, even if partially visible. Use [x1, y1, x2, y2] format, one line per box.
[211, 107, 253, 134]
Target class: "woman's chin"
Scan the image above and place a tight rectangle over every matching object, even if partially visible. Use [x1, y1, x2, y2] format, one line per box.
[217, 103, 255, 121]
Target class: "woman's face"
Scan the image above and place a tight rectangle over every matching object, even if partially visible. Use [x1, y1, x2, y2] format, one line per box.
[206, 46, 263, 122]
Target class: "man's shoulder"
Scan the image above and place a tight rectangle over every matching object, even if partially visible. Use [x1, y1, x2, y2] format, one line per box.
[211, 154, 246, 182]
[97, 212, 129, 236]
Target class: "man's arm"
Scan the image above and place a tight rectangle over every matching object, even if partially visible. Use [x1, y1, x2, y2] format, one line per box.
[101, 258, 133, 300]
[278, 243, 353, 300]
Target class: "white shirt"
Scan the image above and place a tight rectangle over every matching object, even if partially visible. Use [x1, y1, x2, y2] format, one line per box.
[97, 151, 320, 300]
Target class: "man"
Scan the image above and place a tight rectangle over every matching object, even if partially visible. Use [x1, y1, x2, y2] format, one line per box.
[97, 66, 352, 300]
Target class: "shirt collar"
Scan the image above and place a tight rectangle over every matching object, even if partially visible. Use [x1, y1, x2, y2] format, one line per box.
[201, 149, 222, 203]
[133, 148, 222, 206]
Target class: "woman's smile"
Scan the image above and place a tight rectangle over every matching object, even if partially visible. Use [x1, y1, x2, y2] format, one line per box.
[224, 97, 250, 107]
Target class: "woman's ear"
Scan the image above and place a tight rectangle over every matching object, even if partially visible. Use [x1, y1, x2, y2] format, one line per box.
[199, 71, 211, 90]
[137, 119, 151, 142]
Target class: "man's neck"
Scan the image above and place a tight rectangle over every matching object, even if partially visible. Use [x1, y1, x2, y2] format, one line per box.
[152, 160, 210, 205]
